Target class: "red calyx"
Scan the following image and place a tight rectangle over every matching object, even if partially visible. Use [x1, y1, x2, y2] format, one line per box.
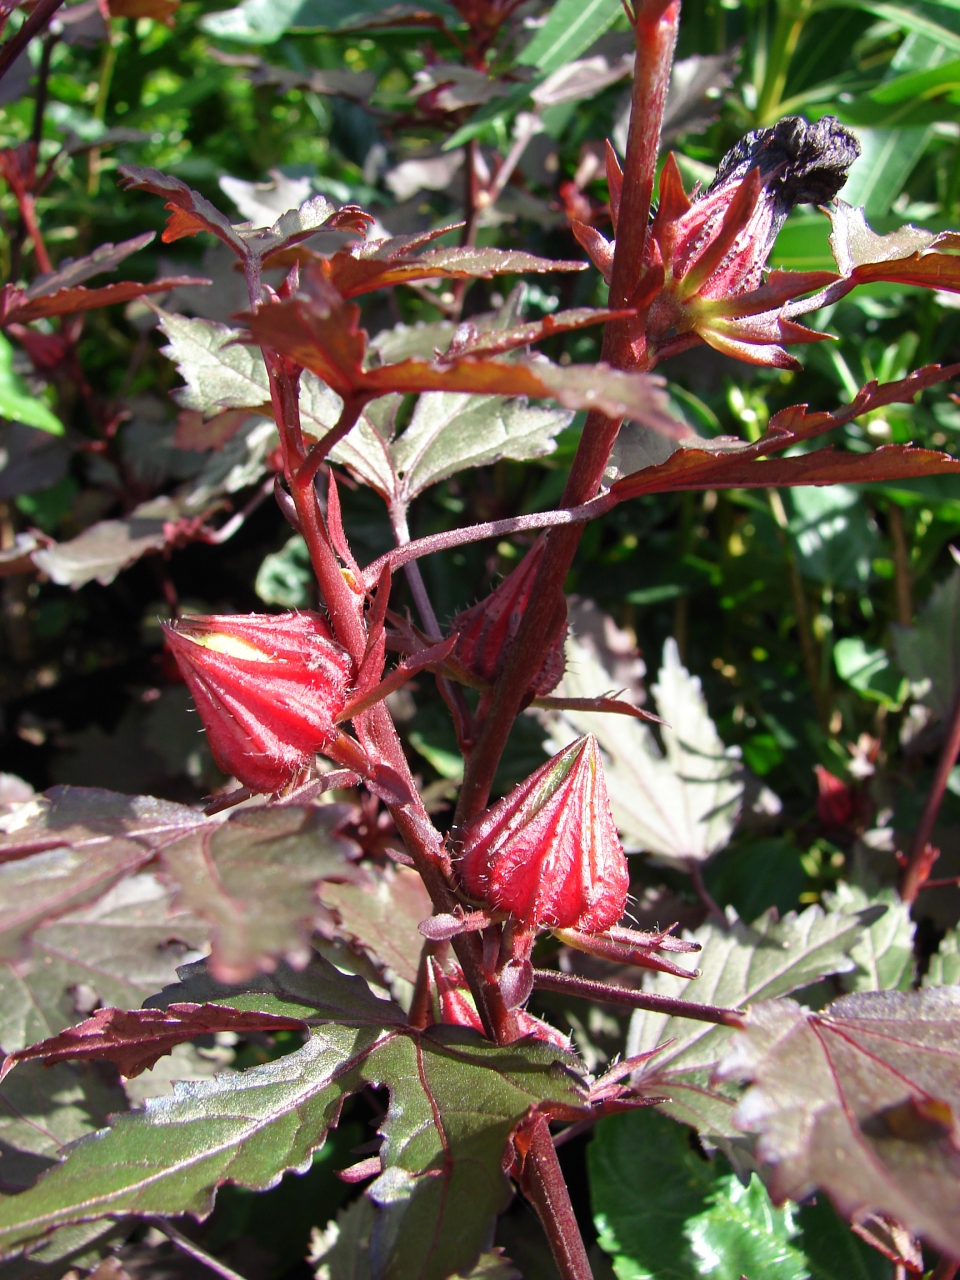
[162, 611, 353, 794]
[457, 734, 628, 934]
[450, 536, 567, 705]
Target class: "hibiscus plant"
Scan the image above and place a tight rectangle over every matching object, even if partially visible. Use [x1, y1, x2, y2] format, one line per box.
[1, 0, 960, 1278]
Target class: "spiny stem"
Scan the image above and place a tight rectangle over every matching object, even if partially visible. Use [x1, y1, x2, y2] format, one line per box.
[901, 690, 960, 904]
[532, 969, 747, 1027]
[520, 1116, 594, 1280]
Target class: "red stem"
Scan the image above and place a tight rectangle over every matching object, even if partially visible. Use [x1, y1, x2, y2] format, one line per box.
[0, 0, 65, 81]
[519, 1116, 594, 1280]
[532, 969, 746, 1027]
[454, 0, 680, 824]
[931, 1258, 960, 1280]
[901, 690, 960, 904]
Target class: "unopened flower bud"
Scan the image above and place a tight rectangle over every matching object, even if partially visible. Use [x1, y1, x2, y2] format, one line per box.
[162, 611, 353, 794]
[451, 536, 566, 704]
[457, 734, 628, 934]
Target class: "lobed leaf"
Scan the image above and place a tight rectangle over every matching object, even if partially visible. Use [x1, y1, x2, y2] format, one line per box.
[317, 865, 433, 987]
[717, 988, 960, 1257]
[546, 635, 742, 866]
[0, 1008, 584, 1280]
[624, 904, 874, 1143]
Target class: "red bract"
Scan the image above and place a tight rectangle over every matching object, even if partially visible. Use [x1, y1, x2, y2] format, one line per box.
[451, 536, 567, 704]
[162, 612, 353, 794]
[457, 734, 628, 934]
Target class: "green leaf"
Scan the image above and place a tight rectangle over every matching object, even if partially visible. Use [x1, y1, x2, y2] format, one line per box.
[0, 787, 361, 985]
[517, 0, 624, 72]
[0, 333, 63, 436]
[822, 0, 960, 54]
[624, 904, 872, 1142]
[390, 392, 572, 501]
[892, 566, 960, 718]
[0, 1012, 584, 1280]
[923, 927, 960, 986]
[0, 873, 208, 1054]
[199, 0, 458, 42]
[797, 1197, 893, 1280]
[546, 635, 743, 868]
[833, 638, 907, 708]
[317, 865, 434, 987]
[787, 486, 881, 589]
[832, 33, 952, 217]
[589, 1108, 807, 1280]
[717, 988, 960, 1259]
[157, 310, 273, 413]
[255, 534, 314, 609]
[684, 1173, 808, 1280]
[824, 884, 915, 992]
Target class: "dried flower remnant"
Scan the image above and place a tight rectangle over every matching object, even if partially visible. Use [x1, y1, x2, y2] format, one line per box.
[457, 734, 628, 935]
[163, 611, 353, 794]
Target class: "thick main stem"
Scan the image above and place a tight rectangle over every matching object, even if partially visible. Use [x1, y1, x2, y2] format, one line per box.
[455, 0, 680, 824]
[901, 690, 960, 904]
[520, 1117, 594, 1280]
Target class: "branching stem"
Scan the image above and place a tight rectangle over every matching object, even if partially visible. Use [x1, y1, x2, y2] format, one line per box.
[901, 690, 960, 904]
[532, 969, 746, 1026]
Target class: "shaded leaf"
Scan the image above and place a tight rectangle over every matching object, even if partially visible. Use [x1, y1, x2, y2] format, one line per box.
[788, 486, 881, 589]
[157, 309, 273, 413]
[0, 872, 208, 1054]
[199, 0, 458, 42]
[0, 787, 210, 959]
[16, 234, 156, 296]
[546, 635, 742, 866]
[390, 391, 572, 500]
[717, 988, 960, 1257]
[892, 566, 960, 718]
[311, 1199, 522, 1280]
[318, 865, 433, 987]
[30, 496, 182, 588]
[624, 905, 871, 1142]
[157, 804, 362, 983]
[0, 1017, 584, 1280]
[1, 1003, 306, 1080]
[833, 637, 907, 708]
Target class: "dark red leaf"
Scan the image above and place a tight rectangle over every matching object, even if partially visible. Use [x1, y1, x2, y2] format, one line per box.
[611, 443, 960, 499]
[0, 276, 206, 324]
[0, 1003, 306, 1080]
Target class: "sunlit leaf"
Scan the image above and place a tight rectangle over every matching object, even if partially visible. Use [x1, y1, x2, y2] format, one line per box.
[624, 905, 873, 1143]
[825, 884, 915, 993]
[717, 988, 960, 1257]
[0, 332, 61, 435]
[546, 634, 742, 866]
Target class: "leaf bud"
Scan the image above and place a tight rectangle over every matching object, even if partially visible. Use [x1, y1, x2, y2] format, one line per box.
[162, 611, 353, 794]
[457, 734, 628, 934]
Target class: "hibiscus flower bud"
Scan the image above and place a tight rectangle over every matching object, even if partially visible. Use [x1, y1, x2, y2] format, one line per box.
[451, 536, 566, 704]
[457, 734, 628, 934]
[162, 612, 353, 794]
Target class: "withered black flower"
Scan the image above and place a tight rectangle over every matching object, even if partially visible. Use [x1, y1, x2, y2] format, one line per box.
[710, 115, 861, 229]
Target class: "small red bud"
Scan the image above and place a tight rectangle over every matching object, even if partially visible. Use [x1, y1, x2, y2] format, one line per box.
[458, 734, 628, 934]
[451, 536, 566, 703]
[815, 764, 855, 830]
[162, 611, 353, 794]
